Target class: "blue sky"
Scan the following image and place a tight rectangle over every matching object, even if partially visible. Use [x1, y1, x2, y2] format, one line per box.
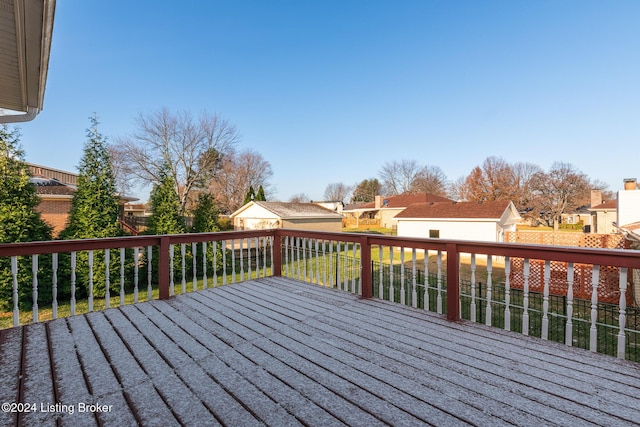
[15, 0, 640, 202]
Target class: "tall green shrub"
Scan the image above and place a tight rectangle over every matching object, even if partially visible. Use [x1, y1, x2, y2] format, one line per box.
[0, 125, 53, 310]
[59, 115, 124, 299]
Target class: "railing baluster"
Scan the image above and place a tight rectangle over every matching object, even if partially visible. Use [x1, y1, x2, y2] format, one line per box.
[239, 239, 244, 282]
[565, 262, 574, 345]
[52, 253, 58, 319]
[486, 256, 493, 327]
[222, 240, 227, 285]
[336, 242, 342, 291]
[504, 256, 511, 331]
[302, 238, 307, 282]
[352, 242, 358, 294]
[590, 265, 600, 352]
[231, 239, 236, 284]
[262, 237, 273, 277]
[88, 250, 94, 311]
[105, 249, 110, 309]
[32, 255, 38, 323]
[411, 248, 417, 308]
[328, 240, 334, 287]
[120, 248, 125, 305]
[133, 248, 138, 304]
[212, 241, 218, 287]
[436, 250, 443, 314]
[181, 243, 186, 293]
[618, 267, 628, 359]
[11, 256, 18, 327]
[389, 246, 394, 302]
[296, 237, 302, 281]
[522, 258, 531, 335]
[378, 245, 384, 299]
[315, 240, 320, 285]
[522, 258, 530, 335]
[284, 236, 289, 278]
[541, 260, 550, 339]
[400, 248, 406, 305]
[203, 241, 208, 288]
[192, 242, 198, 291]
[470, 254, 476, 322]
[424, 250, 430, 311]
[322, 240, 327, 287]
[268, 235, 273, 276]
[169, 244, 175, 296]
[146, 246, 152, 301]
[248, 238, 252, 279]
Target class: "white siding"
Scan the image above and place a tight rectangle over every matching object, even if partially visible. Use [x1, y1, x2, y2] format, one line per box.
[618, 189, 640, 227]
[397, 219, 499, 242]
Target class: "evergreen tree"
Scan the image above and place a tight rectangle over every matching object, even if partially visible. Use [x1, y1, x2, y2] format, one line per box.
[147, 165, 185, 235]
[0, 125, 52, 309]
[244, 186, 255, 205]
[59, 115, 122, 299]
[191, 193, 225, 274]
[256, 185, 266, 201]
[191, 193, 219, 233]
[60, 115, 121, 239]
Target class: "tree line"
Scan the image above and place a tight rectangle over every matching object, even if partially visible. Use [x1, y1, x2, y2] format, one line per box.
[323, 157, 611, 228]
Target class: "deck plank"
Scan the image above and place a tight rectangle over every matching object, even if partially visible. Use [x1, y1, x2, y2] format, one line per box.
[1, 277, 640, 426]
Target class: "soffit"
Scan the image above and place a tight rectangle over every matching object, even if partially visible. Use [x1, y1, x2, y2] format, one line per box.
[0, 0, 55, 122]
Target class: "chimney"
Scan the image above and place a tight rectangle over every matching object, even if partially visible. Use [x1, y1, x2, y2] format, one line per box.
[624, 178, 637, 191]
[375, 195, 382, 209]
[590, 190, 602, 207]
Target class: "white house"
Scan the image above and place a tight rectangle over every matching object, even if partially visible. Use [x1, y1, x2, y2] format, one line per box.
[230, 201, 343, 232]
[618, 178, 640, 229]
[394, 200, 521, 242]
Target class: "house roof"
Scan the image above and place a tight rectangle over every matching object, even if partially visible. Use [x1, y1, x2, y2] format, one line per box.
[30, 176, 76, 195]
[232, 201, 343, 219]
[0, 0, 56, 123]
[347, 193, 452, 211]
[395, 200, 517, 220]
[589, 200, 617, 210]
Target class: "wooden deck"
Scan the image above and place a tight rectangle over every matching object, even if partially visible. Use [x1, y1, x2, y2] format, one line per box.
[1, 278, 640, 426]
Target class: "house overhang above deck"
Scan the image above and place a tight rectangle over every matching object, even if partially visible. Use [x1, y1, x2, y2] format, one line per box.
[0, 0, 56, 123]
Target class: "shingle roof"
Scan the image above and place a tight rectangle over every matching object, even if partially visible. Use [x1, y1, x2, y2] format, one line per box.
[353, 193, 452, 210]
[30, 177, 76, 196]
[395, 200, 513, 219]
[589, 200, 617, 210]
[253, 202, 342, 219]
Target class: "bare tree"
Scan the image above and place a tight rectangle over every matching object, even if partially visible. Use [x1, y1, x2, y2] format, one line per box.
[107, 145, 134, 196]
[378, 159, 424, 195]
[323, 182, 352, 202]
[447, 176, 466, 201]
[529, 162, 591, 229]
[409, 165, 448, 196]
[459, 157, 518, 202]
[289, 193, 310, 203]
[114, 108, 239, 215]
[208, 148, 274, 214]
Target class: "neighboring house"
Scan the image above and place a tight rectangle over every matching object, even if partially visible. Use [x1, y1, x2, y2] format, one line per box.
[231, 201, 343, 232]
[394, 200, 520, 243]
[313, 201, 344, 215]
[28, 163, 137, 236]
[588, 200, 617, 234]
[617, 178, 640, 230]
[343, 193, 452, 229]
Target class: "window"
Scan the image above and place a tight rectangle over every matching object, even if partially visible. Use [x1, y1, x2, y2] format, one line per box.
[429, 229, 440, 238]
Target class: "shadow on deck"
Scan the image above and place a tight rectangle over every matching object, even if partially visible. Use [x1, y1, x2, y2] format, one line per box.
[1, 277, 640, 426]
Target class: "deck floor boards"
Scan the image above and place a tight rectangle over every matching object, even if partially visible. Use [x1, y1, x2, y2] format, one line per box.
[1, 277, 640, 426]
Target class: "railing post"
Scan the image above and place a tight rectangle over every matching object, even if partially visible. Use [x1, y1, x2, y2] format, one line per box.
[158, 236, 170, 300]
[446, 242, 460, 321]
[273, 230, 282, 277]
[360, 235, 372, 298]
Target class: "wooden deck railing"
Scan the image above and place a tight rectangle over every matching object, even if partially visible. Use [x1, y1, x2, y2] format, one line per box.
[2, 229, 640, 360]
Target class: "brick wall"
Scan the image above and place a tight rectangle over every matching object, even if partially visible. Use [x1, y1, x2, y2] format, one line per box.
[35, 199, 72, 237]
